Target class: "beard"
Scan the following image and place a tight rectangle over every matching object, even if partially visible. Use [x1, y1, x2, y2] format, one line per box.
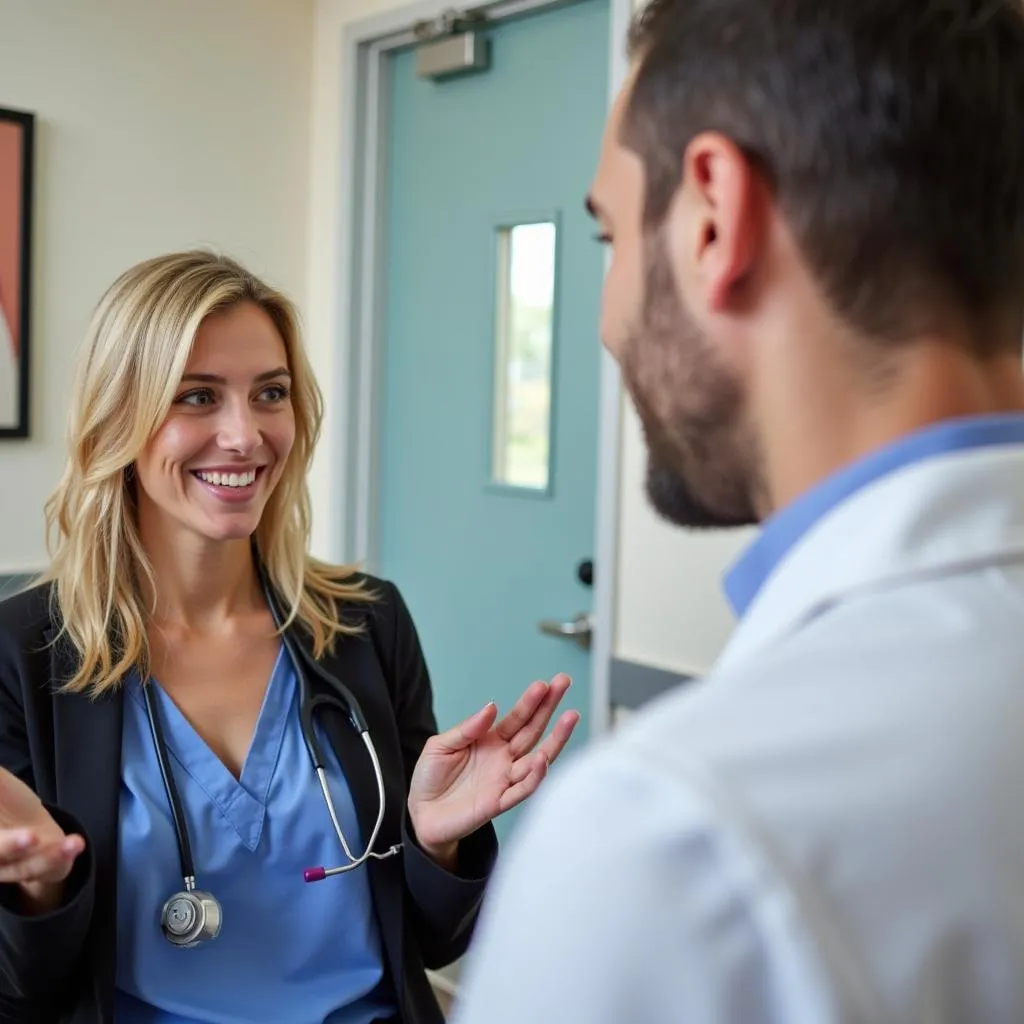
[621, 230, 762, 529]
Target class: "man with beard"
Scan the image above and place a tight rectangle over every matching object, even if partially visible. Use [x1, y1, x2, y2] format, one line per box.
[450, 0, 1024, 1020]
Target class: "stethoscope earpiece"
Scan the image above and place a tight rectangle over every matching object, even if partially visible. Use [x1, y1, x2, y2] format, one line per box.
[160, 886, 223, 949]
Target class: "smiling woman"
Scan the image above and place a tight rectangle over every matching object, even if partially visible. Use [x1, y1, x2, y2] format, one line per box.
[43, 252, 355, 698]
[0, 251, 580, 1024]
[135, 303, 297, 548]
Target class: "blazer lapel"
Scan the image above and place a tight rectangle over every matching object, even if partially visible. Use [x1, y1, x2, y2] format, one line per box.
[290, 624, 408, 1003]
[291, 625, 406, 855]
[47, 627, 123, 871]
[46, 626, 123, 1023]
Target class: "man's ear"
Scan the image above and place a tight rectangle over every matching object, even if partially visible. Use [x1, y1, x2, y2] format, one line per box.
[671, 131, 761, 312]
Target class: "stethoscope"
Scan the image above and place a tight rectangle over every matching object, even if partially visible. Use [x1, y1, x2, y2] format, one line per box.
[141, 565, 403, 949]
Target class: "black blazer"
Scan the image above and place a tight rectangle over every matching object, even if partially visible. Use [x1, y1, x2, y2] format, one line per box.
[0, 577, 497, 1023]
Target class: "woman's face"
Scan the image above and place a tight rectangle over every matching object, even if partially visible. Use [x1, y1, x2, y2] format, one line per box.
[134, 301, 296, 546]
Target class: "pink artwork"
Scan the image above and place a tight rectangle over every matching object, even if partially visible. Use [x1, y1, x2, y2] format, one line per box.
[0, 107, 33, 437]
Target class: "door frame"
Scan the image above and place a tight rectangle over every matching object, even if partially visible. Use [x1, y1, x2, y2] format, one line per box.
[331, 0, 631, 736]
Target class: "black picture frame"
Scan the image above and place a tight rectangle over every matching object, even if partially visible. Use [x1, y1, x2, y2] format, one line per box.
[0, 106, 34, 439]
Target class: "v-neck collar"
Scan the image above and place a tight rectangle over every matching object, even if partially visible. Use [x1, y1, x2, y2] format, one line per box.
[128, 644, 291, 852]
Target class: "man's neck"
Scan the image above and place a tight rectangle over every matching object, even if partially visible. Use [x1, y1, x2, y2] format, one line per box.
[762, 342, 1024, 516]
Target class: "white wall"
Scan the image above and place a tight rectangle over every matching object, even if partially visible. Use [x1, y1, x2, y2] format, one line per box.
[306, 0, 417, 561]
[614, 401, 753, 675]
[0, 0, 313, 574]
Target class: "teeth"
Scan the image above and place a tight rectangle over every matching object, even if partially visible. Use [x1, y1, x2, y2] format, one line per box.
[196, 469, 257, 488]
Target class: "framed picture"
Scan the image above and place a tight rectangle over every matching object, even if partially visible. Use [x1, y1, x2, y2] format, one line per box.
[0, 106, 33, 439]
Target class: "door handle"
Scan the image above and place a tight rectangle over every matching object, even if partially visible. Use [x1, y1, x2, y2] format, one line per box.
[538, 612, 593, 650]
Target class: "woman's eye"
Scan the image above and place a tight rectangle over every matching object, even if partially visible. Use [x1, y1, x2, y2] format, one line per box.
[175, 389, 215, 407]
[259, 384, 290, 402]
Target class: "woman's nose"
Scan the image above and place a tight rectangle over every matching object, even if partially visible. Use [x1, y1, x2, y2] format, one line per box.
[216, 401, 261, 453]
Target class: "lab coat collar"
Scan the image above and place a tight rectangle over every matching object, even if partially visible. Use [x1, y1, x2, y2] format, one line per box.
[717, 443, 1024, 673]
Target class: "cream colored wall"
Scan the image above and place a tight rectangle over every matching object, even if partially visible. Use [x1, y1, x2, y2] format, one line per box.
[306, 0, 418, 562]
[0, 0, 313, 574]
[613, 402, 753, 675]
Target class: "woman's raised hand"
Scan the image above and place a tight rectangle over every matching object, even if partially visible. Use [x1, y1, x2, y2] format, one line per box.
[0, 765, 85, 912]
[407, 674, 579, 865]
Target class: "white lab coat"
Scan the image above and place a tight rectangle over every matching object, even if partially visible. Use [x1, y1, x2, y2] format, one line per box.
[452, 443, 1024, 1023]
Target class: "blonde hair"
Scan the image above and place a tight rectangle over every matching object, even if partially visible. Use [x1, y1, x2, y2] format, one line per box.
[43, 250, 371, 696]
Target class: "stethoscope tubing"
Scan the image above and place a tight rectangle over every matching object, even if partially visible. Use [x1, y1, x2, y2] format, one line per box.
[144, 561, 398, 903]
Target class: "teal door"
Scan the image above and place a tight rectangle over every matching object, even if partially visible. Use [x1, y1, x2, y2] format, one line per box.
[378, 0, 609, 839]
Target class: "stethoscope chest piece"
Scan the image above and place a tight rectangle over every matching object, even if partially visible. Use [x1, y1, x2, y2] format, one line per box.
[161, 886, 223, 949]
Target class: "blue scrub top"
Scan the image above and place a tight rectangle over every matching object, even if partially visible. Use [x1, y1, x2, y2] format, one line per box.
[114, 647, 395, 1023]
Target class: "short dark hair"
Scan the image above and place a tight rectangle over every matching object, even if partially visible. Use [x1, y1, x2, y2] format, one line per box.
[623, 0, 1024, 352]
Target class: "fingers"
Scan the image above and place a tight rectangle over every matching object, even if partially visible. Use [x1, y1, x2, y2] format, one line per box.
[504, 674, 573, 759]
[0, 829, 38, 861]
[507, 748, 545, 786]
[0, 829, 84, 885]
[429, 701, 499, 754]
[499, 751, 549, 814]
[505, 709, 580, 786]
[535, 709, 581, 767]
[494, 680, 551, 742]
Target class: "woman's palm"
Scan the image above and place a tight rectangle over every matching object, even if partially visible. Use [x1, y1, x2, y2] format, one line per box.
[0, 766, 57, 836]
[408, 675, 580, 851]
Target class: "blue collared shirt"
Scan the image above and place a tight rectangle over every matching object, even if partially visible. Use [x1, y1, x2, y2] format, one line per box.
[724, 413, 1024, 617]
[114, 647, 394, 1023]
